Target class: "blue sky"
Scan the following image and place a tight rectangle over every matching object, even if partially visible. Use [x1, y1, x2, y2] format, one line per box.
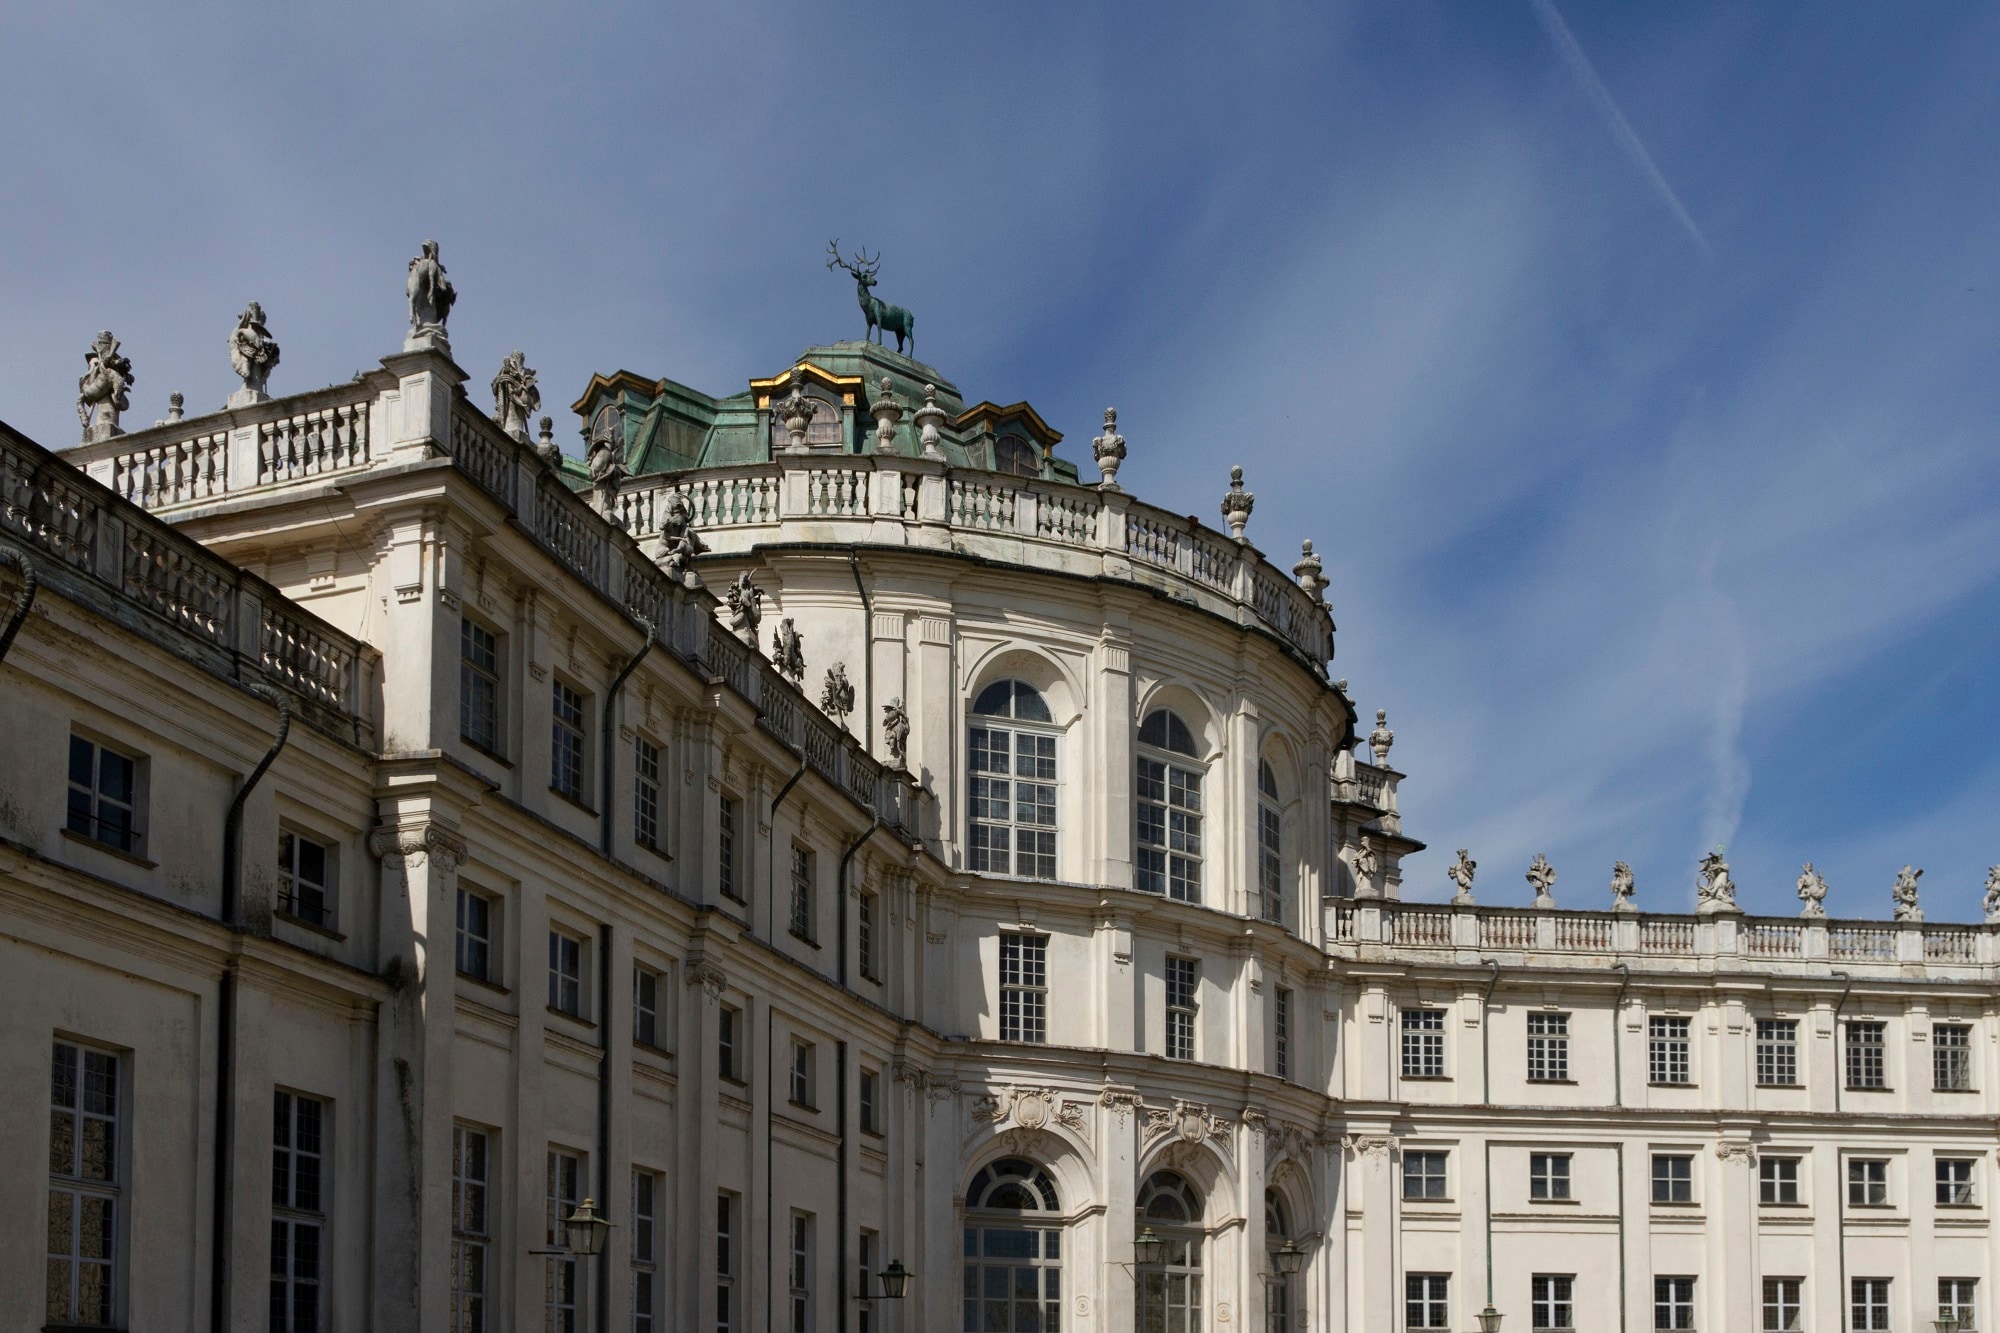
[4, 3, 1996, 918]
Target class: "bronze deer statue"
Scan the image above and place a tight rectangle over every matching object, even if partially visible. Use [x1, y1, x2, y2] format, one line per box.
[827, 241, 915, 355]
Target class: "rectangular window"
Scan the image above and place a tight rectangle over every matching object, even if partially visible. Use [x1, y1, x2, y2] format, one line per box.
[1655, 1276, 1696, 1331]
[716, 1193, 736, 1333]
[634, 967, 659, 1048]
[1848, 1158, 1888, 1207]
[1402, 1007, 1446, 1079]
[460, 618, 501, 753]
[1136, 755, 1204, 902]
[634, 737, 663, 851]
[1762, 1278, 1802, 1332]
[277, 830, 334, 929]
[858, 1230, 877, 1333]
[1756, 1019, 1799, 1087]
[451, 1125, 490, 1333]
[1532, 1274, 1575, 1331]
[1527, 1012, 1570, 1082]
[1649, 1016, 1692, 1085]
[1407, 1274, 1451, 1330]
[1846, 1021, 1887, 1089]
[1941, 1278, 1978, 1331]
[632, 1170, 659, 1333]
[859, 1068, 881, 1136]
[790, 1040, 815, 1108]
[1258, 801, 1284, 923]
[47, 1041, 120, 1329]
[1852, 1278, 1891, 1332]
[1760, 1156, 1800, 1206]
[719, 1004, 741, 1082]
[271, 1091, 327, 1333]
[552, 680, 587, 803]
[789, 1212, 813, 1333]
[456, 889, 496, 983]
[789, 845, 816, 941]
[857, 891, 879, 981]
[1936, 1023, 1974, 1091]
[1531, 1152, 1572, 1201]
[548, 929, 585, 1018]
[1274, 987, 1292, 1081]
[1165, 956, 1199, 1062]
[999, 933, 1048, 1044]
[969, 723, 1058, 881]
[1652, 1154, 1693, 1204]
[1938, 1157, 1976, 1206]
[1403, 1150, 1449, 1200]
[67, 733, 141, 854]
[546, 1149, 583, 1333]
[718, 794, 742, 903]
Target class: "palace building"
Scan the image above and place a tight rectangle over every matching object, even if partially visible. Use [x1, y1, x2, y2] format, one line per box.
[3, 249, 1996, 1333]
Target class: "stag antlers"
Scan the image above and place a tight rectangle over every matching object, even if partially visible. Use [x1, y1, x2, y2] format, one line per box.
[826, 239, 880, 280]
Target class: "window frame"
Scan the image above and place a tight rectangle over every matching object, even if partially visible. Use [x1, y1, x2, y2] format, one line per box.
[1937, 1156, 1976, 1207]
[1165, 955, 1200, 1062]
[789, 843, 817, 943]
[716, 1192, 737, 1333]
[1762, 1277, 1803, 1332]
[459, 615, 504, 756]
[1935, 1023, 1975, 1092]
[999, 932, 1049, 1044]
[455, 887, 499, 985]
[47, 1039, 123, 1330]
[1651, 1153, 1695, 1205]
[1530, 1152, 1573, 1202]
[451, 1123, 492, 1333]
[1136, 709, 1205, 903]
[1940, 1277, 1977, 1331]
[789, 1038, 816, 1109]
[633, 965, 661, 1049]
[967, 680, 1060, 882]
[66, 731, 146, 857]
[1527, 1012, 1571, 1083]
[1273, 987, 1292, 1081]
[789, 1211, 814, 1333]
[1847, 1157, 1889, 1208]
[550, 677, 590, 806]
[1648, 1015, 1693, 1086]
[1402, 1007, 1447, 1079]
[546, 1147, 585, 1333]
[1257, 759, 1286, 925]
[1852, 1277, 1892, 1332]
[1759, 1156, 1801, 1206]
[271, 1089, 328, 1333]
[1407, 1273, 1451, 1330]
[1654, 1276, 1696, 1332]
[718, 792, 743, 904]
[1845, 1020, 1888, 1090]
[857, 889, 880, 982]
[632, 1168, 660, 1333]
[548, 926, 587, 1019]
[719, 1003, 743, 1083]
[1532, 1274, 1576, 1332]
[859, 1067, 881, 1136]
[1755, 1018, 1799, 1087]
[634, 735, 664, 853]
[1402, 1150, 1450, 1202]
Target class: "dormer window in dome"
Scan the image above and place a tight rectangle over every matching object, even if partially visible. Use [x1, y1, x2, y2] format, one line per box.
[993, 434, 1042, 478]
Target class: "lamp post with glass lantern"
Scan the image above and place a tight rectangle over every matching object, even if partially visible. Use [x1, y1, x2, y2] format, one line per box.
[530, 1198, 613, 1330]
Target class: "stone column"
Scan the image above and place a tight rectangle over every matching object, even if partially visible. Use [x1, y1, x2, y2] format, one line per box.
[679, 959, 727, 1333]
[1350, 1135, 1397, 1332]
[1714, 1140, 1758, 1331]
[1098, 1090, 1141, 1333]
[1097, 633, 1134, 890]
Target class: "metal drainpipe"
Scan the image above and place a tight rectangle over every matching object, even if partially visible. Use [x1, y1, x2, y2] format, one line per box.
[1480, 958, 1501, 1316]
[0, 542, 37, 662]
[848, 551, 873, 751]
[212, 683, 291, 1333]
[600, 617, 654, 856]
[836, 820, 879, 990]
[766, 1004, 775, 1333]
[597, 922, 613, 1333]
[767, 757, 810, 938]
[1831, 971, 1853, 1330]
[836, 1039, 849, 1333]
[1612, 963, 1631, 1333]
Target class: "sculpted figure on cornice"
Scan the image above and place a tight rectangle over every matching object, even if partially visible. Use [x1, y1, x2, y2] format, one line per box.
[1985, 866, 2000, 924]
[1797, 863, 1829, 918]
[722, 571, 764, 642]
[406, 239, 456, 335]
[77, 330, 134, 441]
[1696, 851, 1741, 915]
[881, 697, 910, 768]
[1891, 865, 1923, 922]
[1447, 848, 1477, 906]
[490, 350, 540, 442]
[228, 302, 281, 400]
[1610, 861, 1636, 912]
[1525, 853, 1557, 908]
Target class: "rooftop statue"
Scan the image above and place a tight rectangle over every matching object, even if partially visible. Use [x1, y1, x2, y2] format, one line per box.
[653, 490, 706, 589]
[1220, 465, 1255, 540]
[406, 240, 457, 340]
[827, 240, 915, 355]
[881, 697, 911, 768]
[1797, 863, 1828, 918]
[1351, 837, 1382, 900]
[1986, 866, 2000, 924]
[491, 351, 540, 442]
[1696, 851, 1740, 915]
[77, 330, 134, 442]
[722, 571, 764, 642]
[227, 302, 281, 403]
[586, 414, 626, 519]
[1891, 865, 1923, 923]
[1092, 408, 1126, 489]
[1526, 853, 1557, 908]
[1610, 861, 1636, 912]
[1447, 849, 1476, 906]
[770, 617, 806, 686]
[820, 664, 855, 730]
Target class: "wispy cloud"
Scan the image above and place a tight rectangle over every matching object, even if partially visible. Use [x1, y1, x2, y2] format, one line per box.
[1530, 0, 1709, 253]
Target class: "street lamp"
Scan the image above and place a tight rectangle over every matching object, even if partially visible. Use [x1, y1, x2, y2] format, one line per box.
[1934, 1316, 1963, 1333]
[1476, 1305, 1504, 1333]
[562, 1197, 612, 1257]
[1133, 1227, 1166, 1267]
[879, 1260, 911, 1300]
[1270, 1240, 1306, 1277]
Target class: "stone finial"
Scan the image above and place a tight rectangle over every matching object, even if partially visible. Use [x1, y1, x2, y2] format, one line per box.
[1092, 407, 1126, 489]
[722, 571, 764, 643]
[882, 696, 911, 768]
[1526, 853, 1557, 908]
[1695, 851, 1740, 915]
[1368, 709, 1394, 766]
[778, 367, 818, 455]
[491, 350, 541, 442]
[1891, 865, 1923, 923]
[871, 375, 904, 454]
[770, 617, 806, 686]
[1334, 678, 1349, 699]
[1610, 861, 1636, 912]
[1220, 465, 1255, 540]
[535, 416, 562, 468]
[227, 302, 281, 405]
[1796, 863, 1828, 918]
[405, 240, 456, 347]
[1447, 849, 1476, 906]
[1984, 866, 2000, 925]
[820, 663, 855, 729]
[77, 331, 134, 442]
[155, 392, 185, 428]
[913, 382, 946, 461]
[1293, 540, 1328, 602]
[1351, 837, 1382, 899]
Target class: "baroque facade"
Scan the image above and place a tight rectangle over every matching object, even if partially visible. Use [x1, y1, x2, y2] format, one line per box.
[3, 253, 1997, 1333]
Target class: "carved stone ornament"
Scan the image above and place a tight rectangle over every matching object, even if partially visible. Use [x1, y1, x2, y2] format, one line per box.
[367, 823, 467, 874]
[1092, 407, 1126, 489]
[227, 301, 281, 404]
[1891, 865, 1923, 923]
[722, 570, 764, 642]
[770, 617, 806, 686]
[1447, 848, 1477, 906]
[405, 239, 457, 341]
[1351, 837, 1382, 900]
[1368, 708, 1394, 766]
[881, 696, 911, 768]
[1220, 465, 1255, 540]
[586, 417, 626, 520]
[1053, 1100, 1088, 1134]
[820, 663, 855, 729]
[1292, 539, 1327, 602]
[653, 490, 706, 590]
[160, 391, 185, 426]
[1526, 853, 1557, 908]
[76, 330, 134, 442]
[871, 375, 904, 453]
[1714, 1140, 1757, 1165]
[1611, 861, 1637, 912]
[1099, 1088, 1141, 1127]
[683, 960, 728, 999]
[777, 367, 818, 455]
[1797, 862, 1829, 918]
[913, 383, 947, 461]
[490, 350, 541, 442]
[1696, 851, 1741, 916]
[1144, 1099, 1226, 1146]
[1342, 1134, 1395, 1161]
[1985, 866, 2000, 925]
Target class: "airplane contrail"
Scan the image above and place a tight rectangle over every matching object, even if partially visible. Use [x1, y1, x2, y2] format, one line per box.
[1530, 0, 1709, 253]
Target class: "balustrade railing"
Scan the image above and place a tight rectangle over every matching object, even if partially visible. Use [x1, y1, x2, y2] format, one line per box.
[113, 431, 228, 506]
[1742, 922, 1802, 956]
[260, 403, 370, 483]
[1480, 912, 1536, 950]
[1924, 927, 1978, 963]
[444, 407, 515, 507]
[1640, 919, 1695, 954]
[1389, 908, 1453, 946]
[1551, 915, 1613, 951]
[1830, 925, 1897, 961]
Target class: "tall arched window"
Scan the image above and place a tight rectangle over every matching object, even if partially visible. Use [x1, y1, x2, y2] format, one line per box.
[969, 680, 1058, 880]
[1137, 709, 1203, 902]
[964, 1158, 1063, 1333]
[1257, 761, 1285, 925]
[1265, 1189, 1292, 1333]
[1139, 1170, 1205, 1332]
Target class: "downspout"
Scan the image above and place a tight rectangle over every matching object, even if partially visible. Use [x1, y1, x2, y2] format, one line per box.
[837, 820, 880, 989]
[837, 1040, 850, 1333]
[767, 1004, 776, 1333]
[1480, 958, 1501, 1317]
[768, 758, 810, 939]
[1612, 963, 1631, 1333]
[0, 542, 36, 662]
[597, 923, 613, 1333]
[212, 683, 291, 1333]
[848, 551, 873, 751]
[600, 617, 654, 856]
[1831, 971, 1853, 1330]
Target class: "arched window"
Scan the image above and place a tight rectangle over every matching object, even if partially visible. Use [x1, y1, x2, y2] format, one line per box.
[964, 1159, 1063, 1333]
[766, 388, 844, 451]
[1139, 1170, 1205, 1332]
[1266, 1189, 1292, 1333]
[1258, 760, 1285, 926]
[969, 680, 1058, 880]
[1137, 708, 1204, 902]
[994, 435, 1042, 477]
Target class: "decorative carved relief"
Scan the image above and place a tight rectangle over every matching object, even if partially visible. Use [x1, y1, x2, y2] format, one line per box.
[1715, 1141, 1757, 1165]
[683, 961, 728, 999]
[367, 824, 466, 874]
[1099, 1088, 1141, 1128]
[1342, 1134, 1395, 1161]
[1143, 1100, 1229, 1146]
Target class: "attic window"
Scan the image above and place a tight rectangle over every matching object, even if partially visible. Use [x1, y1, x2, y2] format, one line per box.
[767, 390, 844, 451]
[994, 435, 1041, 478]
